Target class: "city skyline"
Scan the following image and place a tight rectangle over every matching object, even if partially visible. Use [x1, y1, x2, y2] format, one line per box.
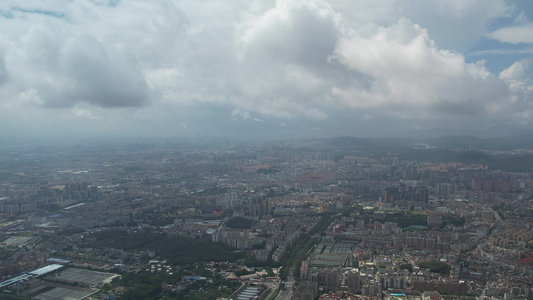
[0, 0, 532, 141]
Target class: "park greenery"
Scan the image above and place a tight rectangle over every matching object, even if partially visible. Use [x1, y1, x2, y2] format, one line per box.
[419, 260, 451, 274]
[244, 256, 281, 268]
[225, 216, 254, 229]
[82, 230, 244, 265]
[443, 216, 466, 227]
[399, 263, 413, 272]
[118, 267, 240, 300]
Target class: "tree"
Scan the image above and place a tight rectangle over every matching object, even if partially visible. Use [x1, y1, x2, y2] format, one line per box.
[419, 260, 451, 275]
[225, 216, 254, 229]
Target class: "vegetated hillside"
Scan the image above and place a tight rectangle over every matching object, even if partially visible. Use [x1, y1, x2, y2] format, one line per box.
[428, 134, 533, 150]
[324, 134, 533, 152]
[428, 135, 484, 149]
[399, 149, 533, 172]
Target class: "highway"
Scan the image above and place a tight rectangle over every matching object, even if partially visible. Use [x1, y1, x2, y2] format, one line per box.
[275, 266, 295, 300]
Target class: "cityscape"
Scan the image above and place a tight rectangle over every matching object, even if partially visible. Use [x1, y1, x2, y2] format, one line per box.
[1, 0, 533, 299]
[0, 136, 532, 299]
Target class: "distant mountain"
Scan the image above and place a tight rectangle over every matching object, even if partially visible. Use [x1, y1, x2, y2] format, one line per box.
[399, 149, 533, 172]
[424, 135, 484, 149]
[415, 124, 532, 139]
[481, 124, 532, 138]
[325, 136, 375, 148]
[318, 133, 533, 152]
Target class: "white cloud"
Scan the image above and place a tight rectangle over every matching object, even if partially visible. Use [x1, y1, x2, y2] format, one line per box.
[331, 18, 508, 118]
[231, 108, 251, 120]
[0, 1, 185, 109]
[500, 59, 533, 106]
[488, 23, 533, 44]
[329, 0, 511, 52]
[500, 59, 532, 84]
[71, 107, 98, 120]
[468, 47, 533, 56]
[0, 0, 530, 139]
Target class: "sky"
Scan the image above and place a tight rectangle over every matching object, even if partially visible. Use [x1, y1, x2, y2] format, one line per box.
[0, 0, 532, 141]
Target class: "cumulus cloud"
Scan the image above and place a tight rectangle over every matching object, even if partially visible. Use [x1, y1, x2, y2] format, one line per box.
[331, 18, 509, 118]
[396, 1, 511, 51]
[54, 34, 149, 108]
[222, 0, 514, 123]
[500, 59, 533, 93]
[226, 0, 342, 120]
[329, 0, 511, 52]
[0, 0, 531, 139]
[231, 108, 251, 120]
[500, 59, 533, 122]
[1, 0, 186, 109]
[231, 108, 265, 124]
[500, 59, 533, 108]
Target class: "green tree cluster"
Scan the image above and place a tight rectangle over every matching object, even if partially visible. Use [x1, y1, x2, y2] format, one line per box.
[419, 260, 451, 274]
[225, 216, 254, 229]
[82, 230, 244, 265]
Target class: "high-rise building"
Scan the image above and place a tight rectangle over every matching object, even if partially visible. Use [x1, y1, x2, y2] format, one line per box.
[325, 269, 340, 292]
[346, 271, 361, 293]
